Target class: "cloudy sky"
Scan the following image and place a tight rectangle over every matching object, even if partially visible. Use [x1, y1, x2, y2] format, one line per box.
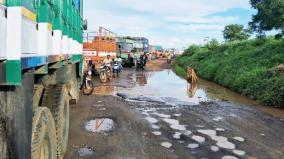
[83, 0, 255, 49]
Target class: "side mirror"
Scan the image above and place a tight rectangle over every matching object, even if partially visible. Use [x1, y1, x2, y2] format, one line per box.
[83, 19, 88, 30]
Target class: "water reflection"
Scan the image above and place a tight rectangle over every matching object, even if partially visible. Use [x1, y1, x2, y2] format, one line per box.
[188, 81, 198, 97]
[92, 69, 284, 118]
[94, 86, 117, 95]
[187, 67, 198, 98]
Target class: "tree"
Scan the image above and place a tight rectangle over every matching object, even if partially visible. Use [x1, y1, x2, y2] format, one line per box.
[223, 24, 251, 41]
[206, 38, 219, 50]
[249, 0, 284, 35]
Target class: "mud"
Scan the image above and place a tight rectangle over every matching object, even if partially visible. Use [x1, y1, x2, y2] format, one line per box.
[66, 59, 284, 159]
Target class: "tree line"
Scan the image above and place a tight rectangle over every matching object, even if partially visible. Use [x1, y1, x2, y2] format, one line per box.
[216, 0, 284, 43]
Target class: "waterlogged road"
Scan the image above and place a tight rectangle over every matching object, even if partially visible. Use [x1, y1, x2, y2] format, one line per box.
[66, 59, 284, 159]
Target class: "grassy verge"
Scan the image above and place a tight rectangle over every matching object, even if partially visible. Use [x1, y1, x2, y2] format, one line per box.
[174, 38, 284, 107]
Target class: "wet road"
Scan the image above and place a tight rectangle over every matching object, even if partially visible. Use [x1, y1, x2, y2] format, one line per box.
[66, 59, 284, 159]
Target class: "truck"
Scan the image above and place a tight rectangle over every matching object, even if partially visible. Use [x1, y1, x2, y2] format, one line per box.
[116, 37, 148, 67]
[0, 0, 84, 158]
[83, 27, 117, 64]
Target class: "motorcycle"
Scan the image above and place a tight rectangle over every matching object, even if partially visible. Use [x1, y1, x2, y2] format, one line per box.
[136, 57, 145, 71]
[113, 61, 123, 78]
[81, 67, 94, 95]
[99, 64, 112, 83]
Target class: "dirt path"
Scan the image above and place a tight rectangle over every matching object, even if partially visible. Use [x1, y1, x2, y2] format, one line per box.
[66, 58, 284, 159]
[65, 59, 179, 159]
[65, 95, 178, 159]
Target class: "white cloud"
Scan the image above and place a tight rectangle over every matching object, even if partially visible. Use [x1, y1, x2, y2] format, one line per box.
[83, 0, 252, 48]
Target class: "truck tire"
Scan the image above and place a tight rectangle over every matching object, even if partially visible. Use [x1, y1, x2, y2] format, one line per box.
[53, 85, 70, 159]
[41, 85, 70, 159]
[31, 107, 57, 159]
[33, 84, 44, 110]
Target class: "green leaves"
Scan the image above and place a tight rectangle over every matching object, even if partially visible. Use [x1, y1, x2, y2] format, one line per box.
[250, 0, 284, 35]
[174, 38, 284, 107]
[223, 24, 251, 42]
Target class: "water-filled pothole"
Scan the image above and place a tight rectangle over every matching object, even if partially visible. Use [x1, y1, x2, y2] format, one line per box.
[85, 118, 115, 133]
[78, 147, 94, 157]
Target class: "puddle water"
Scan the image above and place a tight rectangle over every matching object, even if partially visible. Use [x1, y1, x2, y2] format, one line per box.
[161, 142, 172, 148]
[151, 125, 160, 130]
[173, 132, 182, 139]
[191, 135, 205, 143]
[213, 116, 223, 122]
[163, 118, 186, 131]
[78, 147, 94, 157]
[197, 129, 236, 150]
[145, 117, 158, 124]
[95, 69, 284, 118]
[233, 137, 245, 142]
[173, 113, 182, 117]
[233, 149, 246, 156]
[187, 143, 199, 149]
[216, 128, 225, 132]
[211, 146, 220, 152]
[93, 86, 118, 96]
[85, 118, 115, 133]
[152, 131, 162, 136]
[152, 112, 171, 118]
[222, 156, 238, 159]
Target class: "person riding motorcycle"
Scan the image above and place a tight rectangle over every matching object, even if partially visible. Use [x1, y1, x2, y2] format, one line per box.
[102, 55, 113, 77]
[104, 55, 112, 67]
[114, 55, 123, 70]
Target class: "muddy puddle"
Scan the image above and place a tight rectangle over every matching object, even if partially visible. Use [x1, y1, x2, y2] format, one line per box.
[78, 147, 94, 157]
[94, 69, 284, 118]
[85, 118, 115, 133]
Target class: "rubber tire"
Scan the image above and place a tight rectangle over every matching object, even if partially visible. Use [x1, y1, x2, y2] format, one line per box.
[31, 107, 57, 159]
[100, 72, 107, 83]
[52, 85, 69, 159]
[41, 85, 70, 159]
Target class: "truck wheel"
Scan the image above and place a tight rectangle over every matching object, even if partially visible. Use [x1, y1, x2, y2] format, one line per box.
[41, 85, 70, 159]
[31, 107, 57, 159]
[33, 84, 44, 110]
[51, 85, 70, 159]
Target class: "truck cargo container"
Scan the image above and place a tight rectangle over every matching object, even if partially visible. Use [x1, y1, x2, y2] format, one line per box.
[83, 27, 117, 63]
[0, 0, 84, 158]
[132, 37, 149, 53]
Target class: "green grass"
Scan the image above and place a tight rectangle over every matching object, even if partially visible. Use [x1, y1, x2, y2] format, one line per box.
[174, 38, 284, 107]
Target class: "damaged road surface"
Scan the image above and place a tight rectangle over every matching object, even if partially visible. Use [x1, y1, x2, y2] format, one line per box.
[65, 59, 284, 159]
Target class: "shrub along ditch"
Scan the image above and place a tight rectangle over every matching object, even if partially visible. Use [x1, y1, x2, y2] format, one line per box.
[174, 38, 284, 107]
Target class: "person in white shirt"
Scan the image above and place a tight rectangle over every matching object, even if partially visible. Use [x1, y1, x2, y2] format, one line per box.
[114, 55, 122, 63]
[114, 55, 123, 71]
[103, 55, 112, 67]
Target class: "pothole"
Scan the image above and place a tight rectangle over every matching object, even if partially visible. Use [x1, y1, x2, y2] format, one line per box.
[85, 118, 115, 133]
[187, 143, 199, 149]
[161, 142, 172, 148]
[78, 147, 94, 157]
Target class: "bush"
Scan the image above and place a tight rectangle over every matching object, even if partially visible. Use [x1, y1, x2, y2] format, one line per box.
[174, 38, 284, 107]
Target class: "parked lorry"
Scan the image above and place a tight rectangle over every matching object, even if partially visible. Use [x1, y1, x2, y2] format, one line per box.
[116, 37, 148, 67]
[0, 0, 84, 158]
[83, 27, 117, 64]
